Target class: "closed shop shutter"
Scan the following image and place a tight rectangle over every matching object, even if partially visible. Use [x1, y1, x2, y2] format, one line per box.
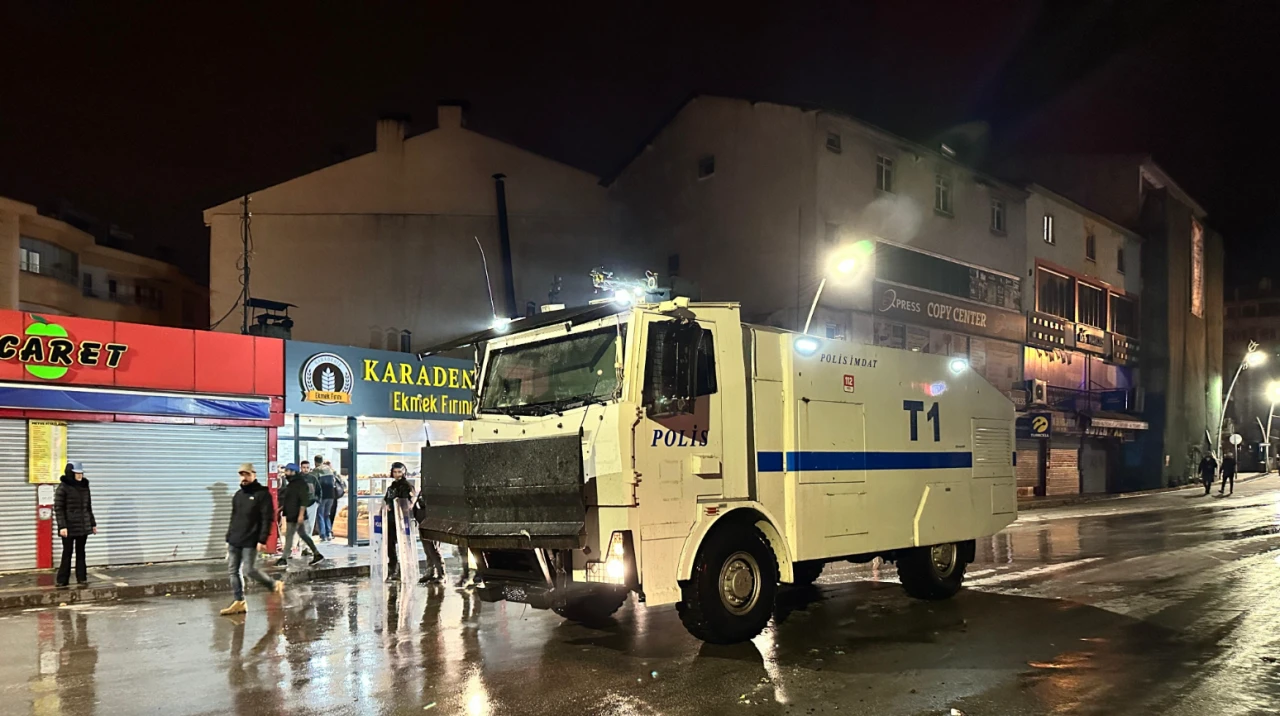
[1015, 439, 1041, 497]
[67, 423, 267, 567]
[0, 420, 36, 572]
[1046, 446, 1080, 496]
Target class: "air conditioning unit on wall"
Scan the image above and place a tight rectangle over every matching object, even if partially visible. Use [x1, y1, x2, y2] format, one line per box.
[1029, 379, 1049, 406]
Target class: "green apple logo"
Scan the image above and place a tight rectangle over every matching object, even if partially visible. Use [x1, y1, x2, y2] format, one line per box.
[25, 315, 69, 380]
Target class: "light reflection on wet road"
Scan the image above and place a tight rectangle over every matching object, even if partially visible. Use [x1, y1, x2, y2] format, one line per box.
[3, 478, 1280, 715]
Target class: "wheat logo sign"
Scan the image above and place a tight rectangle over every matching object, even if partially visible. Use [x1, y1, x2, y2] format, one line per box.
[300, 352, 354, 405]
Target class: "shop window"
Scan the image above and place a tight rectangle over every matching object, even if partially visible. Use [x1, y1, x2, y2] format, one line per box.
[1037, 268, 1073, 320]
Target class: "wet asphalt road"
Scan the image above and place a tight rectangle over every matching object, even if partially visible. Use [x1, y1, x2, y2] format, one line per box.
[3, 479, 1280, 716]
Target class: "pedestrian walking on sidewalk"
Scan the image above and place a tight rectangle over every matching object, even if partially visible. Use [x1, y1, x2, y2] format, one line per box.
[298, 460, 321, 545]
[220, 463, 284, 615]
[384, 462, 414, 582]
[277, 464, 325, 568]
[54, 462, 96, 588]
[314, 455, 336, 542]
[1220, 454, 1237, 495]
[1199, 453, 1218, 496]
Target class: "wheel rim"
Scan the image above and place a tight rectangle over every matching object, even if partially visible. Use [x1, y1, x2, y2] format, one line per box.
[930, 543, 958, 578]
[719, 551, 762, 615]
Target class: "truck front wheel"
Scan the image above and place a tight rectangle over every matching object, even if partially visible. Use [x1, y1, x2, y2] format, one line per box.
[677, 522, 779, 644]
[896, 542, 967, 600]
[553, 589, 629, 625]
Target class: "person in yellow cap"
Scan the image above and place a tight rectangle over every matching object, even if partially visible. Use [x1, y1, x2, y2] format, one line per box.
[220, 463, 284, 615]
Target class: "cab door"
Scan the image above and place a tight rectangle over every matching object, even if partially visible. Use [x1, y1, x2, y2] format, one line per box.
[631, 315, 723, 605]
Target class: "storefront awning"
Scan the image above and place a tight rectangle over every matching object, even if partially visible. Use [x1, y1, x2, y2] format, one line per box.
[417, 303, 628, 357]
[1084, 411, 1148, 431]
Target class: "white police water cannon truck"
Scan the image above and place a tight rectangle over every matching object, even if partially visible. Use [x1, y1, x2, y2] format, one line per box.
[418, 298, 1017, 644]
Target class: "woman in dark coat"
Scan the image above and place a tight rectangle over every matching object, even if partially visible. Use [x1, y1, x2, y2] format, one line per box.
[54, 461, 97, 588]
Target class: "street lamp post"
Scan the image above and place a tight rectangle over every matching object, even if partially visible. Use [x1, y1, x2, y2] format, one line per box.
[802, 252, 860, 335]
[1263, 380, 1280, 473]
[1216, 340, 1264, 460]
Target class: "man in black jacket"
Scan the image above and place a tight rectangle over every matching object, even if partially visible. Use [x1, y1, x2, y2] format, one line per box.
[221, 463, 284, 616]
[277, 464, 325, 568]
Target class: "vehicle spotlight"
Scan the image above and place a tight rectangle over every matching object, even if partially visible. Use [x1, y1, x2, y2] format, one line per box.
[491, 316, 513, 332]
[949, 358, 968, 374]
[794, 336, 822, 356]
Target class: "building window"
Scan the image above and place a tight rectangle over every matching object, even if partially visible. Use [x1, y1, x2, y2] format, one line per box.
[1111, 294, 1137, 336]
[825, 323, 839, 339]
[19, 247, 39, 274]
[1037, 267, 1073, 320]
[400, 330, 412, 353]
[934, 174, 953, 215]
[824, 222, 840, 245]
[108, 279, 117, 299]
[1085, 234, 1097, 262]
[82, 273, 93, 296]
[1117, 246, 1126, 274]
[990, 199, 1006, 233]
[18, 236, 77, 284]
[1042, 214, 1055, 245]
[1078, 282, 1107, 329]
[876, 156, 894, 193]
[697, 155, 715, 179]
[825, 132, 842, 154]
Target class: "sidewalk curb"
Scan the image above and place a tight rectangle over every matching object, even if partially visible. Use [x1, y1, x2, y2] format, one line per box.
[0, 564, 369, 611]
[1018, 472, 1272, 512]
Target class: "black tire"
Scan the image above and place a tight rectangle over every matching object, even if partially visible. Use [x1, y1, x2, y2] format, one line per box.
[896, 542, 967, 600]
[553, 589, 629, 625]
[677, 521, 779, 644]
[790, 561, 824, 587]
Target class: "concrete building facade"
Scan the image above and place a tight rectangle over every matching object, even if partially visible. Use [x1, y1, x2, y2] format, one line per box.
[1, 195, 206, 328]
[1017, 185, 1146, 496]
[1003, 156, 1224, 490]
[203, 105, 630, 351]
[611, 96, 1029, 395]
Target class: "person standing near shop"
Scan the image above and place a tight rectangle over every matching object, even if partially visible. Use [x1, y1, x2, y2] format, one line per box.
[314, 455, 336, 542]
[324, 460, 342, 529]
[383, 462, 415, 582]
[54, 462, 96, 588]
[277, 464, 325, 567]
[298, 460, 321, 545]
[221, 463, 284, 615]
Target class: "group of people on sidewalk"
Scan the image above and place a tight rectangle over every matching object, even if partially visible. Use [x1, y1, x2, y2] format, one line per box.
[1197, 452, 1239, 496]
[220, 456, 350, 615]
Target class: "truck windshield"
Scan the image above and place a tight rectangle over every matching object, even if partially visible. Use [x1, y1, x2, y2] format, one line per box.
[480, 326, 620, 415]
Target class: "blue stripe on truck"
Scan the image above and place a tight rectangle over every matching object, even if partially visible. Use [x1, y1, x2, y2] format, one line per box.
[756, 451, 973, 472]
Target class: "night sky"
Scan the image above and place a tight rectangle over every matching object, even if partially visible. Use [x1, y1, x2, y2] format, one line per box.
[2, 1, 1276, 286]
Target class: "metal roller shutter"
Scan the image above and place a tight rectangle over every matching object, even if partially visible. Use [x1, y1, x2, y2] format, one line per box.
[0, 420, 36, 572]
[67, 423, 267, 567]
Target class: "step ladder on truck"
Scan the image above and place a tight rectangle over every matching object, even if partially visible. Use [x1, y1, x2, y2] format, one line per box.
[417, 297, 1017, 644]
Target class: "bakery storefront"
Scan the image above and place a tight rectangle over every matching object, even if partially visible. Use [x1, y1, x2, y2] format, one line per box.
[281, 341, 473, 544]
[0, 309, 283, 572]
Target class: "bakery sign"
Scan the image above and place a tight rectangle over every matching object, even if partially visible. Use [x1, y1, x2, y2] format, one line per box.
[874, 281, 1024, 342]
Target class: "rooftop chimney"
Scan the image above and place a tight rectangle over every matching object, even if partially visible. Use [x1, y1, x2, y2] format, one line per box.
[437, 101, 468, 130]
[375, 114, 409, 155]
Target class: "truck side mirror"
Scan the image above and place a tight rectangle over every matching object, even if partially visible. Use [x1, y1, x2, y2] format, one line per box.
[642, 320, 703, 418]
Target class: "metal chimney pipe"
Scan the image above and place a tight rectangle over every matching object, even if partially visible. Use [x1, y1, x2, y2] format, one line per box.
[493, 173, 517, 318]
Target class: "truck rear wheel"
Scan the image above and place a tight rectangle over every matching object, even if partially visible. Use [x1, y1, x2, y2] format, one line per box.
[790, 561, 824, 587]
[553, 589, 629, 625]
[677, 522, 778, 644]
[897, 542, 967, 600]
